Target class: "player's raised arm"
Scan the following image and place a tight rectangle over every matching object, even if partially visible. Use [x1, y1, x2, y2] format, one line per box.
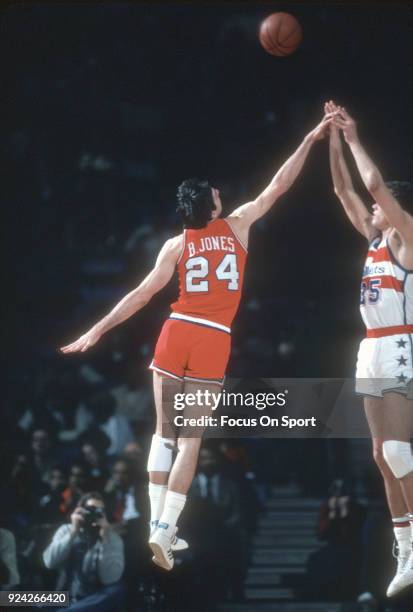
[226, 112, 337, 242]
[60, 235, 182, 353]
[333, 106, 413, 241]
[326, 100, 375, 240]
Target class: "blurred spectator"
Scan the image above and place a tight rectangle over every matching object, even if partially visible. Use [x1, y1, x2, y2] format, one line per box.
[88, 391, 134, 457]
[80, 436, 110, 492]
[122, 441, 146, 482]
[36, 467, 67, 524]
[188, 446, 248, 603]
[304, 478, 365, 601]
[10, 453, 36, 523]
[30, 429, 57, 483]
[43, 492, 124, 611]
[0, 528, 20, 588]
[219, 440, 261, 534]
[104, 459, 143, 529]
[60, 464, 89, 518]
[104, 459, 149, 587]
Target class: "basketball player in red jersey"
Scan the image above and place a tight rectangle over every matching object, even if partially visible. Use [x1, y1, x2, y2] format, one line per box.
[326, 100, 413, 597]
[61, 111, 335, 570]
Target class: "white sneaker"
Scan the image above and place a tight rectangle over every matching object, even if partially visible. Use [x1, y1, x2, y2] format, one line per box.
[386, 542, 412, 597]
[150, 521, 188, 552]
[149, 525, 174, 571]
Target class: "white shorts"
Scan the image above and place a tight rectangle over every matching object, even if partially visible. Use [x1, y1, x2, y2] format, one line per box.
[355, 334, 413, 397]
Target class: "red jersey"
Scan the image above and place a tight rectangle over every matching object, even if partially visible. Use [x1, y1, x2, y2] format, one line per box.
[170, 218, 247, 329]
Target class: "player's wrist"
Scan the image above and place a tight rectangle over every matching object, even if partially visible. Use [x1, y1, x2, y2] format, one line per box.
[304, 132, 315, 145]
[94, 321, 106, 336]
[347, 131, 360, 146]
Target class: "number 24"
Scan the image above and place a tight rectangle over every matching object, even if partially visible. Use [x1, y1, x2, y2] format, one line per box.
[186, 254, 239, 292]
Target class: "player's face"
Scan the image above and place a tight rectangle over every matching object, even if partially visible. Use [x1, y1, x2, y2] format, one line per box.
[211, 187, 222, 219]
[371, 203, 390, 230]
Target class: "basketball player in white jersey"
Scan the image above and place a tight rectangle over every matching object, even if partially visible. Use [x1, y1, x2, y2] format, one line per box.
[326, 100, 413, 596]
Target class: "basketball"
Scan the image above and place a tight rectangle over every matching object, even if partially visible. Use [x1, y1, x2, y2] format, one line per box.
[259, 12, 303, 57]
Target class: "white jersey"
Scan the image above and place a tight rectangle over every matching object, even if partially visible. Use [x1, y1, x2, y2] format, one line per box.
[360, 234, 413, 334]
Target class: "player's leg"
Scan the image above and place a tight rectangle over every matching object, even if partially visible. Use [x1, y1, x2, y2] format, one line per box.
[364, 397, 408, 517]
[380, 392, 413, 512]
[167, 379, 219, 494]
[365, 393, 413, 596]
[151, 379, 218, 569]
[147, 371, 180, 527]
[150, 323, 229, 569]
[147, 319, 187, 536]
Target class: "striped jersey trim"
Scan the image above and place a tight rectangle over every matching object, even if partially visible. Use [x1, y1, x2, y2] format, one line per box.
[366, 325, 413, 338]
[149, 361, 183, 381]
[169, 312, 231, 333]
[184, 374, 225, 386]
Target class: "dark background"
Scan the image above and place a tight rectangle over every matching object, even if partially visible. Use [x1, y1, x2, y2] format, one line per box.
[1, 2, 412, 609]
[4, 1, 412, 389]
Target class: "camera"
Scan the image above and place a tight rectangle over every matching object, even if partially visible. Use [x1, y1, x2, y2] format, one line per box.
[83, 506, 105, 531]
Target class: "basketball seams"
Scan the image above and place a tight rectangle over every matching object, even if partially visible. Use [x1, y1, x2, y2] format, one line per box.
[259, 12, 302, 57]
[279, 25, 302, 48]
[264, 20, 289, 57]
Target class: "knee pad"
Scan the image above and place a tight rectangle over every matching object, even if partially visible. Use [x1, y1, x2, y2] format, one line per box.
[382, 440, 413, 479]
[147, 435, 175, 472]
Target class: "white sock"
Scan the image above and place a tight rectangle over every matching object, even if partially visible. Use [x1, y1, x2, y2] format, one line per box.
[148, 483, 167, 530]
[393, 516, 411, 557]
[157, 490, 187, 537]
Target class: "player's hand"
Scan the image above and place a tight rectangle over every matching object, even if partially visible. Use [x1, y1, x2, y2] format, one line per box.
[324, 100, 340, 135]
[324, 100, 339, 115]
[307, 112, 338, 142]
[331, 106, 358, 144]
[60, 326, 102, 354]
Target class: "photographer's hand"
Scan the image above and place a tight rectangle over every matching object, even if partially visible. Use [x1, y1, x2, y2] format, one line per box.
[70, 507, 85, 535]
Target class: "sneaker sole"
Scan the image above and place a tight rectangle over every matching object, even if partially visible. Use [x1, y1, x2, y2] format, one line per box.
[149, 541, 174, 571]
[387, 582, 413, 597]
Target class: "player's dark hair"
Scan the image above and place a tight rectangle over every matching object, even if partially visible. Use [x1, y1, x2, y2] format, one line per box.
[176, 178, 216, 229]
[385, 181, 413, 215]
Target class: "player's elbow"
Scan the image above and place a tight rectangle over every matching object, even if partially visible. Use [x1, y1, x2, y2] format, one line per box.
[273, 179, 288, 196]
[334, 187, 349, 203]
[137, 291, 151, 307]
[365, 171, 382, 194]
[335, 188, 355, 206]
[260, 182, 286, 209]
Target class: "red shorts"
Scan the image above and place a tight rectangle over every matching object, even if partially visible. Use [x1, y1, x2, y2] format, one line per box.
[149, 316, 231, 385]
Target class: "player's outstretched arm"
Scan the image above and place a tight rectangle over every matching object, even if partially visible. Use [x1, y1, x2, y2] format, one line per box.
[226, 112, 337, 244]
[326, 100, 375, 240]
[60, 236, 182, 354]
[333, 106, 413, 241]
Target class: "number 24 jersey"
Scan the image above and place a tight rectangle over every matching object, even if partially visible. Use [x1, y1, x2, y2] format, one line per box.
[170, 218, 247, 329]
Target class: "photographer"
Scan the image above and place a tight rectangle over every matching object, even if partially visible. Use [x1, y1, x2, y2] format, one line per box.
[43, 492, 124, 611]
